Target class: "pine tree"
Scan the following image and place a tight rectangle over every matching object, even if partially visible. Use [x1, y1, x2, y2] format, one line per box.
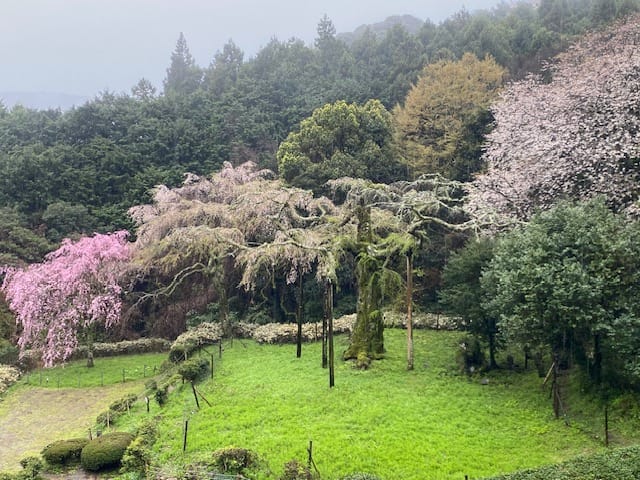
[163, 32, 202, 95]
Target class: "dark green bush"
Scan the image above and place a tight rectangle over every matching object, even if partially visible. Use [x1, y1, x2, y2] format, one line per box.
[41, 438, 89, 465]
[0, 456, 44, 480]
[212, 446, 258, 475]
[120, 420, 158, 474]
[177, 357, 209, 382]
[281, 459, 313, 480]
[154, 385, 168, 406]
[80, 432, 134, 472]
[482, 445, 640, 479]
[18, 456, 43, 480]
[457, 335, 485, 372]
[0, 339, 18, 365]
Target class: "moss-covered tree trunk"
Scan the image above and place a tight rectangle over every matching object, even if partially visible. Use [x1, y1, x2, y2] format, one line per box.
[296, 270, 304, 358]
[406, 252, 414, 371]
[327, 280, 335, 388]
[343, 201, 385, 368]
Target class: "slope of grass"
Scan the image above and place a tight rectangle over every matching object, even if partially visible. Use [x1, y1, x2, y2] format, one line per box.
[117, 330, 614, 480]
[0, 353, 166, 472]
[19, 352, 167, 389]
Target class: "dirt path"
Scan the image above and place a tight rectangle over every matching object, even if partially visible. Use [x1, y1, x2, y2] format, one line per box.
[0, 383, 143, 472]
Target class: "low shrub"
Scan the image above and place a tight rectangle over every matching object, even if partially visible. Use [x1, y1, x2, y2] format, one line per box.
[41, 438, 89, 465]
[154, 385, 168, 406]
[0, 364, 20, 394]
[80, 432, 134, 472]
[95, 394, 137, 428]
[482, 445, 640, 479]
[212, 446, 258, 475]
[0, 456, 44, 480]
[169, 323, 223, 362]
[109, 394, 138, 413]
[177, 357, 209, 383]
[457, 335, 485, 372]
[96, 409, 121, 429]
[250, 316, 355, 345]
[72, 338, 171, 360]
[19, 456, 43, 480]
[281, 459, 313, 480]
[120, 420, 158, 474]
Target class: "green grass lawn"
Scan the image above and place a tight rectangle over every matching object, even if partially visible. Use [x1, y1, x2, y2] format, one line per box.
[116, 330, 617, 480]
[19, 352, 167, 389]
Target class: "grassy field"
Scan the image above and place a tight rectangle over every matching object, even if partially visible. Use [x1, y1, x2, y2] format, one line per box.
[115, 330, 625, 480]
[1, 333, 637, 479]
[0, 353, 166, 472]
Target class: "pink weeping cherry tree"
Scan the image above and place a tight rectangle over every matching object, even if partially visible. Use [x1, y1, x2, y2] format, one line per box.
[467, 14, 640, 223]
[1, 231, 132, 367]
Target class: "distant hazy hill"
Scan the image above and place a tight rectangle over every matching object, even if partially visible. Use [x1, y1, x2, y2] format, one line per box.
[0, 91, 90, 111]
[338, 14, 424, 45]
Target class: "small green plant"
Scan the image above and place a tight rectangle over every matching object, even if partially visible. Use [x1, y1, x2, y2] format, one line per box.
[281, 459, 313, 480]
[212, 446, 258, 475]
[457, 335, 485, 372]
[80, 432, 135, 472]
[18, 456, 43, 480]
[120, 420, 158, 474]
[177, 357, 209, 383]
[154, 385, 168, 406]
[41, 438, 89, 465]
[109, 393, 138, 413]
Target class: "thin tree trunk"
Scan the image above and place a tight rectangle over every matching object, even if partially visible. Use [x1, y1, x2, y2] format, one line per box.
[406, 252, 414, 371]
[296, 271, 304, 358]
[322, 281, 328, 369]
[328, 280, 335, 388]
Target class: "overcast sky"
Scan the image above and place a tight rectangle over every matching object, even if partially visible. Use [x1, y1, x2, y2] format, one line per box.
[0, 0, 503, 97]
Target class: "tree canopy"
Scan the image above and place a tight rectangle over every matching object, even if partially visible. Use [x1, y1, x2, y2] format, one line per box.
[277, 99, 405, 190]
[1, 231, 131, 366]
[394, 53, 506, 181]
[468, 14, 640, 221]
[484, 199, 640, 385]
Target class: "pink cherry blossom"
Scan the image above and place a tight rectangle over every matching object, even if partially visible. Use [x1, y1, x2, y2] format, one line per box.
[1, 231, 131, 366]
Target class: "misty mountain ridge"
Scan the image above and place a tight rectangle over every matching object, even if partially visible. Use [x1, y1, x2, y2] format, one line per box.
[337, 14, 424, 45]
[0, 91, 90, 111]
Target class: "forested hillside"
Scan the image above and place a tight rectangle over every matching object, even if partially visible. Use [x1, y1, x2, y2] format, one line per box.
[0, 0, 632, 252]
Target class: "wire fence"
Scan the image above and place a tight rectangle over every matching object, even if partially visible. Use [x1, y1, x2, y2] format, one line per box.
[22, 363, 161, 388]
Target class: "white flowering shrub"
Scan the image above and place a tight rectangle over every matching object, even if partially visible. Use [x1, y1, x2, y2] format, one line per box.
[0, 364, 20, 394]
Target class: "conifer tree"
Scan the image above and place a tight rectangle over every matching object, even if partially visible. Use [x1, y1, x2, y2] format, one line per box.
[163, 32, 202, 95]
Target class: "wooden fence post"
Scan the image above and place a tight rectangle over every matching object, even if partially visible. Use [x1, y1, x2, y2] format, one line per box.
[183, 420, 189, 452]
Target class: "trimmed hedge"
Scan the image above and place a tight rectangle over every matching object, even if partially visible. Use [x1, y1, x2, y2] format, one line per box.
[80, 432, 134, 472]
[74, 338, 171, 360]
[177, 357, 209, 382]
[169, 323, 223, 362]
[41, 438, 89, 465]
[482, 445, 640, 480]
